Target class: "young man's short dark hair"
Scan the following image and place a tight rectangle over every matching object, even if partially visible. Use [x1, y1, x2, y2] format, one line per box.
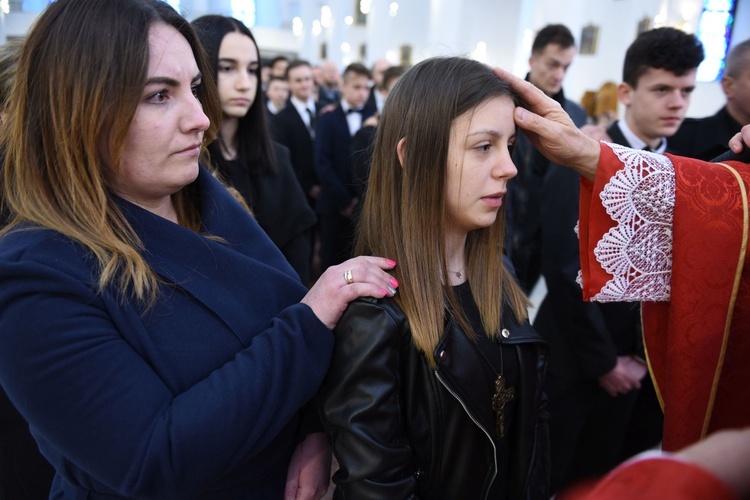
[623, 27, 704, 87]
[382, 65, 406, 90]
[284, 59, 311, 79]
[342, 62, 372, 82]
[531, 24, 575, 54]
[269, 55, 289, 67]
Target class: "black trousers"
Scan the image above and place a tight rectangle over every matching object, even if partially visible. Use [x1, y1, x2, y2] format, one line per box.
[546, 375, 639, 494]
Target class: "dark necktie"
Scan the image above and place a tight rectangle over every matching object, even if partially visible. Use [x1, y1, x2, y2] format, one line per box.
[306, 108, 316, 138]
[643, 140, 663, 153]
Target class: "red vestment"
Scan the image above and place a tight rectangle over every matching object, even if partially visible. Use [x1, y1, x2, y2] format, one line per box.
[579, 143, 750, 451]
[557, 457, 737, 500]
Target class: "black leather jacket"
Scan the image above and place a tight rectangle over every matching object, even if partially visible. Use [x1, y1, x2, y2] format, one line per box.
[319, 296, 549, 499]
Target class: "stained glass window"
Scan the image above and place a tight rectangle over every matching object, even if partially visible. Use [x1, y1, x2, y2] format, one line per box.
[696, 0, 737, 82]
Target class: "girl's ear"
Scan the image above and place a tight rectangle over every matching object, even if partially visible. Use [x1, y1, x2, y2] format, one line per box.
[397, 137, 406, 167]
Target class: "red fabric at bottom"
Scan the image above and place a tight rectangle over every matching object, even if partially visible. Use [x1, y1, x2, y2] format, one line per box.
[557, 458, 737, 500]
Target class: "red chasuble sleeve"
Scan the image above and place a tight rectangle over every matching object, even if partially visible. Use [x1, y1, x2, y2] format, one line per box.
[578, 142, 750, 451]
[578, 145, 625, 301]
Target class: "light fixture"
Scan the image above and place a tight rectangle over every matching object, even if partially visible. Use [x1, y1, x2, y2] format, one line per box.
[345, 15, 353, 25]
[312, 20, 322, 36]
[341, 42, 351, 54]
[389, 2, 399, 17]
[360, 0, 372, 15]
[321, 5, 332, 28]
[292, 17, 304, 37]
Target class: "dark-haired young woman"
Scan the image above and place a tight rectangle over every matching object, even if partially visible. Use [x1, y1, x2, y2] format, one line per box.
[192, 15, 317, 284]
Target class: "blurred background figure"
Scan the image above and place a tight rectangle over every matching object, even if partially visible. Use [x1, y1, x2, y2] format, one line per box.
[317, 60, 341, 110]
[269, 55, 289, 78]
[266, 75, 289, 115]
[365, 58, 392, 114]
[670, 38, 750, 160]
[314, 63, 373, 269]
[506, 24, 586, 295]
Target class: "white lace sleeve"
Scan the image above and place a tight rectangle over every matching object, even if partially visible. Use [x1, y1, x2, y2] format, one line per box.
[588, 142, 675, 302]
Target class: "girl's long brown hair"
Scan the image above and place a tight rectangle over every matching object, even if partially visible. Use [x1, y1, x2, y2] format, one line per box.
[355, 57, 530, 365]
[1, 0, 221, 304]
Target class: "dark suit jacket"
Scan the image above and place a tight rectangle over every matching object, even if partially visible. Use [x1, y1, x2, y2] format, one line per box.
[532, 120, 641, 384]
[269, 104, 318, 201]
[606, 121, 629, 149]
[506, 88, 587, 293]
[314, 105, 375, 215]
[0, 167, 333, 499]
[316, 86, 340, 110]
[219, 143, 317, 283]
[365, 87, 377, 113]
[668, 106, 742, 161]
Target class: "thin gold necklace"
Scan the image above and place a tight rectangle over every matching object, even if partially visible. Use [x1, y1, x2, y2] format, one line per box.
[447, 266, 466, 279]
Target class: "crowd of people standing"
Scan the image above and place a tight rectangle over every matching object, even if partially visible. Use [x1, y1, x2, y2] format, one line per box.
[1, 1, 750, 499]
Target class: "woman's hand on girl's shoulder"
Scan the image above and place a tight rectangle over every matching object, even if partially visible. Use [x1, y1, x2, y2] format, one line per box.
[301, 256, 398, 329]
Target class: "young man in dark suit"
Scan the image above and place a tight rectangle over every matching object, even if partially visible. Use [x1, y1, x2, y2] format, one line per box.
[269, 60, 321, 277]
[506, 24, 588, 294]
[269, 60, 319, 209]
[536, 27, 704, 494]
[314, 63, 373, 269]
[605, 27, 702, 153]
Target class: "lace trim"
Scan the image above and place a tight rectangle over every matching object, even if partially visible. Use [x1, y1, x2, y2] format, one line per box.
[590, 143, 674, 302]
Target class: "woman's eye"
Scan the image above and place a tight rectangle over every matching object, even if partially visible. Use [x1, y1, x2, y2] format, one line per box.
[147, 90, 168, 103]
[191, 85, 201, 98]
[219, 64, 233, 72]
[477, 144, 491, 152]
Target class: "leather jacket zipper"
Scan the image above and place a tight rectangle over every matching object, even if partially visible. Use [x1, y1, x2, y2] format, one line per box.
[435, 371, 497, 500]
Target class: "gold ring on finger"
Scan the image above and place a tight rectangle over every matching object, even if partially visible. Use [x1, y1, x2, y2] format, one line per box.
[343, 269, 354, 285]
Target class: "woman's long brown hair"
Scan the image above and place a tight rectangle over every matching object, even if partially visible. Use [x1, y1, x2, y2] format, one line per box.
[1, 0, 221, 304]
[355, 57, 530, 365]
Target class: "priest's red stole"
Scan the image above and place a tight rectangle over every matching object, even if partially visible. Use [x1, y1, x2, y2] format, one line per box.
[579, 143, 750, 451]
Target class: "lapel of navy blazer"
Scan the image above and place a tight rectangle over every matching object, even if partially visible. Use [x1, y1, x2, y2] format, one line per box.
[119, 166, 305, 343]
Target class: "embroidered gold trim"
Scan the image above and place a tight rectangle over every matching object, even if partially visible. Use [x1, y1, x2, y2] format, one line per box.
[702, 163, 749, 438]
[642, 314, 664, 411]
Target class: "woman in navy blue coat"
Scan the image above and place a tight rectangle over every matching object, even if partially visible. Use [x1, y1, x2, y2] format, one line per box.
[0, 1, 396, 498]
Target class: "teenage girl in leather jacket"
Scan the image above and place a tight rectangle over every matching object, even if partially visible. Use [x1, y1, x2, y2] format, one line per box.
[319, 57, 550, 500]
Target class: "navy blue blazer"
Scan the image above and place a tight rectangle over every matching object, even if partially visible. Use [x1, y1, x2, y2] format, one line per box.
[314, 105, 374, 215]
[0, 167, 334, 499]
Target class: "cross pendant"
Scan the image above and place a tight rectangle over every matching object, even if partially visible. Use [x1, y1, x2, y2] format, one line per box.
[491, 374, 515, 438]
